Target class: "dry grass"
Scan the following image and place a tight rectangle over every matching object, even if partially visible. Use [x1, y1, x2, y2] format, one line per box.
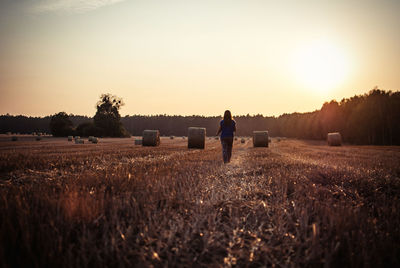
[0, 137, 399, 267]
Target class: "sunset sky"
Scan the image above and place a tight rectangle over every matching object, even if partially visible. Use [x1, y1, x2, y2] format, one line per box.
[1, 0, 399, 117]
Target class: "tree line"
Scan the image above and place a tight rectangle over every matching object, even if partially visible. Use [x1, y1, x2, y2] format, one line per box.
[1, 89, 399, 145]
[277, 88, 400, 145]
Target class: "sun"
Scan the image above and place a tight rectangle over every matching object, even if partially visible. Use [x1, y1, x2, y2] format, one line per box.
[292, 40, 350, 93]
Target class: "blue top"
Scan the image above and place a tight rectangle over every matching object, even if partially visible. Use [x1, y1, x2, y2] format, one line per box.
[220, 120, 236, 138]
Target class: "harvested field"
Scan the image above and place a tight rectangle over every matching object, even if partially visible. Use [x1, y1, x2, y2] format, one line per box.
[0, 136, 399, 267]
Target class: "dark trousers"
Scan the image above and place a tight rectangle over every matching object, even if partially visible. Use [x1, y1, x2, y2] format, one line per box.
[221, 137, 233, 163]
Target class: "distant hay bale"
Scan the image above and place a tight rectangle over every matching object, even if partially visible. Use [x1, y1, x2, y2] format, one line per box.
[11, 136, 18, 141]
[91, 137, 98, 144]
[241, 138, 245, 143]
[188, 127, 206, 149]
[75, 139, 84, 144]
[170, 136, 174, 139]
[68, 136, 73, 141]
[134, 139, 142, 145]
[327, 132, 342, 146]
[253, 131, 269, 147]
[142, 130, 160, 146]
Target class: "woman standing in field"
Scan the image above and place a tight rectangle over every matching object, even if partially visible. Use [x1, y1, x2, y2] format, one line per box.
[216, 110, 236, 163]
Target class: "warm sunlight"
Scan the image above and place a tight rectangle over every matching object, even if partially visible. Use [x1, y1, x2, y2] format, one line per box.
[292, 40, 351, 94]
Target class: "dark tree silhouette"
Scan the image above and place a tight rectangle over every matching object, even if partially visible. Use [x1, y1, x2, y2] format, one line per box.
[93, 94, 128, 137]
[49, 112, 74, 137]
[76, 122, 100, 137]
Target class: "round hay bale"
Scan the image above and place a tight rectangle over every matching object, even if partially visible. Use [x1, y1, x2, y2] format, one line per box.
[68, 136, 73, 141]
[134, 139, 142, 145]
[142, 130, 160, 146]
[75, 139, 84, 144]
[91, 137, 98, 144]
[11, 136, 18, 141]
[253, 131, 269, 147]
[327, 132, 342, 146]
[170, 136, 174, 139]
[188, 127, 206, 149]
[241, 138, 245, 143]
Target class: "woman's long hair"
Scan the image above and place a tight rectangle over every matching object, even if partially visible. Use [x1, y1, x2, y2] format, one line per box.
[223, 110, 233, 126]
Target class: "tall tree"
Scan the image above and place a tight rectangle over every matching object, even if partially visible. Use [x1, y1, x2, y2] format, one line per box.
[93, 94, 128, 137]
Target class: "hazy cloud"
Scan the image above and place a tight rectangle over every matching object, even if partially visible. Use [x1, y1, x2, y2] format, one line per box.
[31, 0, 126, 13]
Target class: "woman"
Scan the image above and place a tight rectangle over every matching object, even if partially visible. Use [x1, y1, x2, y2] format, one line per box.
[216, 110, 236, 163]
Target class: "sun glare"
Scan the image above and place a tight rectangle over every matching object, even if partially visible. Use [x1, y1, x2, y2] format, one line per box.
[292, 40, 350, 93]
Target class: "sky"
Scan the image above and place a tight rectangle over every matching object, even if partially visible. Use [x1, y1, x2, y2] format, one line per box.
[0, 0, 399, 117]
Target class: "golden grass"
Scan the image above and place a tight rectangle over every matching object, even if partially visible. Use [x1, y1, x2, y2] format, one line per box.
[0, 137, 399, 267]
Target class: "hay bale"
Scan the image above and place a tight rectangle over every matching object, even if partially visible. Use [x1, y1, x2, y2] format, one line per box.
[170, 136, 174, 139]
[142, 130, 160, 146]
[253, 131, 269, 147]
[327, 132, 342, 146]
[188, 127, 206, 149]
[11, 136, 18, 141]
[68, 136, 73, 141]
[134, 139, 142, 145]
[241, 138, 245, 143]
[91, 137, 98, 144]
[75, 139, 84, 144]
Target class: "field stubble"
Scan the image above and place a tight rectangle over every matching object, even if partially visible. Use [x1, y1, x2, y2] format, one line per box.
[0, 136, 399, 267]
